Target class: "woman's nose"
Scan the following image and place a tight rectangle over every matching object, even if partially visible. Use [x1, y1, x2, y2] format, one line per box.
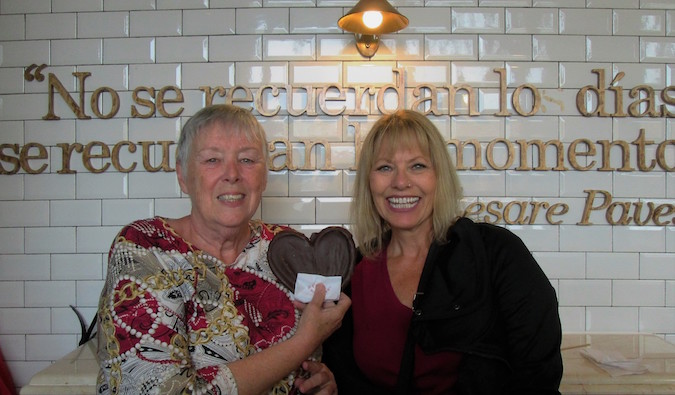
[221, 160, 241, 182]
[392, 170, 410, 189]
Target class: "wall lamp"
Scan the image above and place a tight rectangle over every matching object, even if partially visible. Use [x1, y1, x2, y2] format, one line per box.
[338, 0, 409, 58]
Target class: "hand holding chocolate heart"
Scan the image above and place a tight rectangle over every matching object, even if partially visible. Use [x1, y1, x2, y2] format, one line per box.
[267, 226, 357, 297]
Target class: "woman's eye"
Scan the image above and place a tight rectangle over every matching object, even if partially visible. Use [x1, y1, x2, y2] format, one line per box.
[206, 158, 218, 163]
[412, 163, 427, 170]
[375, 165, 391, 172]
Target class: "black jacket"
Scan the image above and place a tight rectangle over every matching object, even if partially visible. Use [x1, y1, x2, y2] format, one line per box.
[323, 217, 563, 394]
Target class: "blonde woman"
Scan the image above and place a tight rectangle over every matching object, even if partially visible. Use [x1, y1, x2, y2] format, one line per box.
[323, 110, 562, 395]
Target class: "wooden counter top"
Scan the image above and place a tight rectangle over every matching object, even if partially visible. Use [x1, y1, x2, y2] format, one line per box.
[561, 333, 675, 394]
[19, 333, 675, 394]
[19, 339, 97, 395]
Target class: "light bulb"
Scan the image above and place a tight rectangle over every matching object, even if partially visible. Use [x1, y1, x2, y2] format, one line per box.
[362, 11, 383, 29]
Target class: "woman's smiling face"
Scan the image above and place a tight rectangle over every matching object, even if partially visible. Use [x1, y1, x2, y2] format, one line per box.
[369, 141, 437, 235]
[178, 121, 267, 233]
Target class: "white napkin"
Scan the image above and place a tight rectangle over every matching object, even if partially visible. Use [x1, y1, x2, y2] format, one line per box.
[580, 348, 650, 377]
[293, 273, 341, 303]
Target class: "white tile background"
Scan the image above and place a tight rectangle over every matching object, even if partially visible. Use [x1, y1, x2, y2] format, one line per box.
[0, 0, 674, 389]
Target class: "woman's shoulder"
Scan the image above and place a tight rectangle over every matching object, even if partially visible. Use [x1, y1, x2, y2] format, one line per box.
[116, 216, 167, 239]
[113, 216, 191, 253]
[119, 216, 164, 230]
[256, 221, 293, 241]
[450, 217, 528, 251]
[453, 216, 517, 237]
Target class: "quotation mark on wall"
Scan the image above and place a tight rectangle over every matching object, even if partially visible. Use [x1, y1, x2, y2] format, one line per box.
[24, 64, 47, 82]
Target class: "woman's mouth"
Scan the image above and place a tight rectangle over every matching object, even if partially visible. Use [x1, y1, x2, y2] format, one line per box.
[217, 194, 244, 202]
[387, 196, 419, 209]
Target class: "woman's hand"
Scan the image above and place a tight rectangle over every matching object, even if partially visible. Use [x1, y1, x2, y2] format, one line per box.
[293, 284, 351, 348]
[289, 284, 349, 394]
[294, 360, 337, 395]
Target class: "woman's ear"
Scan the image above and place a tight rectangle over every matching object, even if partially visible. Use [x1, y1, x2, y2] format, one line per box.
[176, 161, 189, 194]
[262, 168, 268, 191]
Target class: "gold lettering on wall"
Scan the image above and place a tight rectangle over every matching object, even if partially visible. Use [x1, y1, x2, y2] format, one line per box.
[578, 190, 675, 226]
[29, 66, 674, 121]
[8, 64, 675, 227]
[3, 134, 672, 176]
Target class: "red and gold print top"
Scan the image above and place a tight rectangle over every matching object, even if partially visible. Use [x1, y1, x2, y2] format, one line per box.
[97, 217, 300, 395]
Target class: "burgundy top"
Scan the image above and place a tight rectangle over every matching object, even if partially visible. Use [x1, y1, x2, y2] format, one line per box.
[352, 250, 462, 394]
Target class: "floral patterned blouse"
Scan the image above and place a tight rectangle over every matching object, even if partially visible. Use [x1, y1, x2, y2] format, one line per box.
[96, 217, 301, 395]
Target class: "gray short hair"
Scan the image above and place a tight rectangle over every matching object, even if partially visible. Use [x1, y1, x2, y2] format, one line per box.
[176, 104, 269, 173]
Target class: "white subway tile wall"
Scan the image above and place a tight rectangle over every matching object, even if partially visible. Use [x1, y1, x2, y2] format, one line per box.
[0, 15, 26, 41]
[0, 1, 674, 389]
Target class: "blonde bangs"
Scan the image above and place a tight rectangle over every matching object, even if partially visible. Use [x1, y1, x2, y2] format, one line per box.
[370, 117, 433, 162]
[351, 110, 463, 256]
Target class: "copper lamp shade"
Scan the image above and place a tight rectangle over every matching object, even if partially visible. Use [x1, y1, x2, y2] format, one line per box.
[338, 0, 409, 57]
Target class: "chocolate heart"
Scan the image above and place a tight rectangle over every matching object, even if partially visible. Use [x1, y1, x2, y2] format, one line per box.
[267, 226, 356, 292]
